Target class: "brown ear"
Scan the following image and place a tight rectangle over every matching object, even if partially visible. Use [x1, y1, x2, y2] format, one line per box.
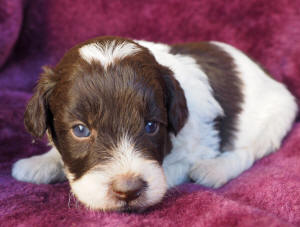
[24, 66, 56, 138]
[161, 73, 188, 135]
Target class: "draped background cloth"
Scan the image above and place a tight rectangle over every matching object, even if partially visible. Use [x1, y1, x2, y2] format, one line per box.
[0, 0, 300, 226]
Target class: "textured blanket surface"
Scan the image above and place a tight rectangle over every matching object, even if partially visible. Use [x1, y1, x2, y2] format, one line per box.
[0, 0, 300, 226]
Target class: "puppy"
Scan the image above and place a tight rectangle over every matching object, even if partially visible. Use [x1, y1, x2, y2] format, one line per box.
[12, 36, 298, 211]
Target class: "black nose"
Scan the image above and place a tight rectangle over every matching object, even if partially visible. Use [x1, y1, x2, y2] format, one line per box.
[112, 176, 147, 202]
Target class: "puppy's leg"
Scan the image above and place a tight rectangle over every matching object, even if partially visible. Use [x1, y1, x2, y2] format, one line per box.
[12, 146, 65, 184]
[189, 150, 253, 188]
[163, 144, 221, 188]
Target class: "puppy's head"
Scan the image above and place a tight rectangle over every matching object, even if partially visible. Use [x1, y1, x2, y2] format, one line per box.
[24, 37, 188, 211]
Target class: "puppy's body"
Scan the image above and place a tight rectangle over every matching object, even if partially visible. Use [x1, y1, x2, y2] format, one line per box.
[12, 37, 298, 211]
[135, 40, 297, 188]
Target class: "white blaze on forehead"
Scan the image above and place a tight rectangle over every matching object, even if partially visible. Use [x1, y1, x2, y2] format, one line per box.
[67, 136, 167, 210]
[78, 40, 141, 68]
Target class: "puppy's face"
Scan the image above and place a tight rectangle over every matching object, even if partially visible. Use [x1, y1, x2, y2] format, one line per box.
[24, 37, 187, 211]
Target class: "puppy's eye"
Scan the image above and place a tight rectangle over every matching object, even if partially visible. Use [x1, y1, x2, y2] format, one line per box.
[145, 121, 159, 135]
[72, 124, 91, 138]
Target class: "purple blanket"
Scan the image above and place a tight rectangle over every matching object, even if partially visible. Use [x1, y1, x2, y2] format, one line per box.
[1, 0, 300, 226]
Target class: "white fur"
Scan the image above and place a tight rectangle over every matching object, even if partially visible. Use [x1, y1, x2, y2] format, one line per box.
[79, 40, 141, 69]
[136, 40, 297, 188]
[68, 136, 166, 210]
[12, 146, 65, 184]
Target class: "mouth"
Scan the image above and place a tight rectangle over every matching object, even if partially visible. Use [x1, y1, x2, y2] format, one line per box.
[116, 203, 147, 213]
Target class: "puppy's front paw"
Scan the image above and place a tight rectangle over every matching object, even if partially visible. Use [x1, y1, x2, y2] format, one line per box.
[189, 159, 229, 188]
[12, 154, 65, 184]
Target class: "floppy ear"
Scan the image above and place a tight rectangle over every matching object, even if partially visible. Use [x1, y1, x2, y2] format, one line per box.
[161, 73, 188, 135]
[24, 66, 56, 138]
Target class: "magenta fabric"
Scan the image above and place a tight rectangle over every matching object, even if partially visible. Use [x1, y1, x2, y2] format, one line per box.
[0, 0, 300, 226]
